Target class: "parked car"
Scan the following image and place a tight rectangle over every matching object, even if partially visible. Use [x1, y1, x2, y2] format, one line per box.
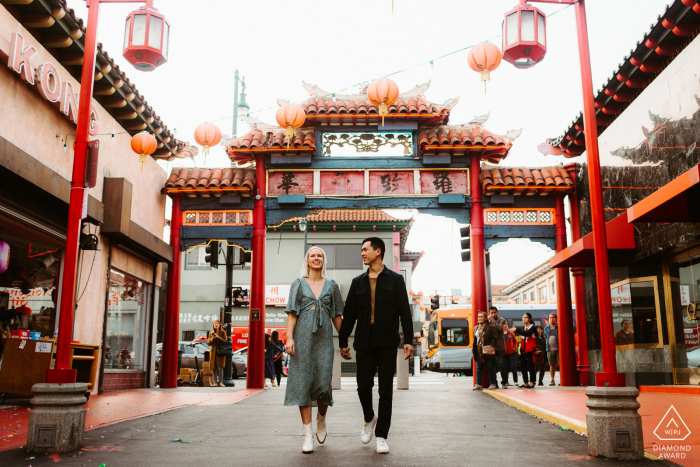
[155, 341, 247, 381]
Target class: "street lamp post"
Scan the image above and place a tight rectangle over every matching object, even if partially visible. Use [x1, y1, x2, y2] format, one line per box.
[31, 0, 168, 454]
[299, 218, 308, 256]
[500, 0, 643, 459]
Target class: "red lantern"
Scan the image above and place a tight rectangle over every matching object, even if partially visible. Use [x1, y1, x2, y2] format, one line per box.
[502, 2, 547, 69]
[414, 299, 420, 305]
[467, 42, 502, 93]
[123, 4, 170, 71]
[17, 306, 32, 316]
[194, 123, 222, 163]
[409, 290, 416, 296]
[429, 294, 435, 299]
[418, 291, 424, 296]
[367, 77, 399, 126]
[420, 306, 425, 311]
[130, 132, 157, 172]
[275, 104, 306, 150]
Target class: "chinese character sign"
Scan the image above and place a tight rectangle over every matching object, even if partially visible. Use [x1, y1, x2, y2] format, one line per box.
[420, 170, 468, 194]
[268, 172, 312, 195]
[369, 171, 414, 195]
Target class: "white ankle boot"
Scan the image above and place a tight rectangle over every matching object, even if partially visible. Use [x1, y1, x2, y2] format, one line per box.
[302, 422, 314, 453]
[316, 413, 327, 444]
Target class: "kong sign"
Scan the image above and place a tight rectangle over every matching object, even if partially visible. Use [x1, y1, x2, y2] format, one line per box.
[2, 32, 100, 135]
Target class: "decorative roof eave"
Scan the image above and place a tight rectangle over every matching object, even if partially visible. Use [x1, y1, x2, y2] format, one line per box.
[545, 0, 700, 158]
[6, 0, 183, 160]
[162, 167, 256, 197]
[481, 165, 574, 196]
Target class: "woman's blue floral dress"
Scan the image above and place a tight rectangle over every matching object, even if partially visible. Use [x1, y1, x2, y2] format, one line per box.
[284, 278, 344, 407]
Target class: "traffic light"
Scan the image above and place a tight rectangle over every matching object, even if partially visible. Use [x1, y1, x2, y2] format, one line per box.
[431, 294, 440, 311]
[205, 241, 219, 268]
[460, 226, 470, 262]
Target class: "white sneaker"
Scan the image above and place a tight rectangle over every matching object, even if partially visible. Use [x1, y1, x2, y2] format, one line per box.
[316, 413, 327, 444]
[302, 423, 313, 453]
[272, 380, 278, 387]
[376, 437, 390, 454]
[360, 416, 377, 444]
[472, 385, 483, 391]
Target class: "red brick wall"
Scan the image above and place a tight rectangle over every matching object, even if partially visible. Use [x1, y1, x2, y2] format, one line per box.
[102, 372, 146, 393]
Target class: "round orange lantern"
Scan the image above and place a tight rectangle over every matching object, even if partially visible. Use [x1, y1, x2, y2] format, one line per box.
[420, 306, 425, 311]
[194, 123, 222, 163]
[275, 104, 306, 150]
[467, 42, 503, 94]
[414, 299, 420, 304]
[418, 291, 424, 296]
[130, 131, 157, 172]
[409, 290, 415, 296]
[366, 77, 399, 126]
[429, 294, 435, 300]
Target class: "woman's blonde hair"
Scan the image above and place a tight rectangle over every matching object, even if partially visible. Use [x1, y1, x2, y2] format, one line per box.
[300, 246, 327, 279]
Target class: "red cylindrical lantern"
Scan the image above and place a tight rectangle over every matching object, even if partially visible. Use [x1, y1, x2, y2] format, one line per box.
[414, 299, 420, 304]
[130, 132, 157, 172]
[502, 2, 547, 69]
[123, 4, 170, 71]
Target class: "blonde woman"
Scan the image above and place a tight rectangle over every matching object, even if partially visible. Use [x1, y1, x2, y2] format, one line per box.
[285, 246, 344, 453]
[207, 320, 227, 387]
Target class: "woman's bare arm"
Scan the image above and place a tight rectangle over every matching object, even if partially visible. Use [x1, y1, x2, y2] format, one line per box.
[286, 313, 298, 356]
[332, 315, 342, 333]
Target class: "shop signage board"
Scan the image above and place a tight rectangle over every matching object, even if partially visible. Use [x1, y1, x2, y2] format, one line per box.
[1, 32, 100, 135]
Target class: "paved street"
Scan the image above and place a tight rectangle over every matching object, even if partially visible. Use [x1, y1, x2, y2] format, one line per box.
[0, 376, 674, 466]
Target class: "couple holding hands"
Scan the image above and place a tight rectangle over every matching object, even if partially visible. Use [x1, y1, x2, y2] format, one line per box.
[283, 237, 414, 454]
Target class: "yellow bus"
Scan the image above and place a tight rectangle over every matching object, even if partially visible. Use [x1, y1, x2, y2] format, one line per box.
[424, 306, 473, 375]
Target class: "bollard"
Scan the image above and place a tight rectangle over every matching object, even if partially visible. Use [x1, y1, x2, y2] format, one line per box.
[27, 383, 88, 453]
[413, 356, 421, 377]
[396, 349, 409, 390]
[332, 349, 341, 390]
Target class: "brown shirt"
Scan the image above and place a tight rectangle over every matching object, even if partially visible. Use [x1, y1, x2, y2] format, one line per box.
[369, 276, 377, 324]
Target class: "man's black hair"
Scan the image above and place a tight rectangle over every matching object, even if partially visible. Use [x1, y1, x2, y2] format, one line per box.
[489, 306, 498, 312]
[362, 237, 385, 260]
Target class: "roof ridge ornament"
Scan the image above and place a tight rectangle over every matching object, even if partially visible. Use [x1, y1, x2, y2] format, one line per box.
[300, 79, 432, 102]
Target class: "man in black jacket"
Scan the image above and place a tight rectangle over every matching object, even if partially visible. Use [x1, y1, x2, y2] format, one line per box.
[339, 237, 413, 454]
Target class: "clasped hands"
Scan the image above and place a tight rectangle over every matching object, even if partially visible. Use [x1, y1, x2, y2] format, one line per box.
[339, 344, 413, 360]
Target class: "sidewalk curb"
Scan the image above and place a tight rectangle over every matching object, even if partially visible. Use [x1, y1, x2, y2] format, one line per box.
[483, 389, 661, 461]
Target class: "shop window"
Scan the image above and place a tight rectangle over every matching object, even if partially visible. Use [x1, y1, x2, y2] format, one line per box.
[0, 236, 61, 340]
[310, 244, 363, 270]
[538, 285, 547, 303]
[551, 280, 556, 297]
[185, 246, 210, 270]
[610, 277, 662, 348]
[667, 252, 700, 375]
[105, 269, 150, 370]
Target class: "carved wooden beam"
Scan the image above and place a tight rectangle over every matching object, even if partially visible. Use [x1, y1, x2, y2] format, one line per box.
[23, 14, 55, 28]
[52, 7, 66, 20]
[101, 97, 127, 108]
[42, 35, 73, 48]
[93, 84, 116, 96]
[58, 53, 83, 65]
[111, 110, 138, 120]
[121, 122, 147, 131]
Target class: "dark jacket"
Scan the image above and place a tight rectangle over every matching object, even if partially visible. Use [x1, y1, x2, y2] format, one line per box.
[489, 316, 508, 352]
[473, 323, 499, 361]
[265, 341, 284, 360]
[514, 325, 537, 354]
[339, 266, 413, 351]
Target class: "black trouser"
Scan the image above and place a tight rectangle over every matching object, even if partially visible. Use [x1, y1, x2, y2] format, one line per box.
[273, 358, 284, 385]
[520, 351, 536, 385]
[356, 346, 396, 440]
[536, 362, 546, 384]
[495, 350, 507, 386]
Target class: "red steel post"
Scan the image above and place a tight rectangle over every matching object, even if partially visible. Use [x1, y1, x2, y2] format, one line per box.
[160, 196, 182, 388]
[470, 156, 487, 386]
[554, 194, 577, 386]
[247, 155, 267, 389]
[565, 163, 590, 386]
[47, 0, 101, 383]
[574, 0, 623, 387]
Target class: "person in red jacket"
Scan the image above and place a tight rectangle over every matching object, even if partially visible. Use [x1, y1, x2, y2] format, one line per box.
[510, 313, 537, 389]
[502, 322, 518, 387]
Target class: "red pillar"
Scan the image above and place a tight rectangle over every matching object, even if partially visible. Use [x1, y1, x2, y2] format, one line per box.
[574, 1, 623, 387]
[47, 0, 101, 384]
[160, 196, 182, 388]
[470, 156, 488, 386]
[554, 194, 577, 386]
[247, 155, 266, 389]
[565, 163, 591, 386]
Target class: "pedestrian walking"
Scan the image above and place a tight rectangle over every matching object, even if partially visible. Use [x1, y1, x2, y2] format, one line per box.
[473, 311, 499, 390]
[271, 330, 285, 387]
[544, 314, 559, 386]
[503, 322, 519, 387]
[339, 237, 414, 455]
[265, 333, 284, 388]
[207, 320, 227, 387]
[488, 306, 508, 388]
[284, 246, 344, 453]
[535, 325, 547, 386]
[510, 313, 537, 388]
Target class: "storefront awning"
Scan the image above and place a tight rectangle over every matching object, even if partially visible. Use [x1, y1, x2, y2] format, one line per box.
[550, 213, 635, 268]
[627, 164, 700, 223]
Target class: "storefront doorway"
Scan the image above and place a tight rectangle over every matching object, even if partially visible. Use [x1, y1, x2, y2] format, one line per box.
[664, 247, 700, 385]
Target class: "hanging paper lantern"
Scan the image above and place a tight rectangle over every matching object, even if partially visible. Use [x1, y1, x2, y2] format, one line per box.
[194, 123, 222, 163]
[130, 132, 157, 172]
[467, 42, 503, 94]
[453, 295, 461, 301]
[409, 290, 415, 296]
[418, 291, 424, 296]
[366, 77, 399, 126]
[414, 299, 420, 305]
[275, 104, 306, 150]
[0, 241, 9, 274]
[420, 306, 425, 311]
[429, 294, 435, 299]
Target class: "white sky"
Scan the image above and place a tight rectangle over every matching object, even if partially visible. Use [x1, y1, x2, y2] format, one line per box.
[66, 0, 669, 294]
